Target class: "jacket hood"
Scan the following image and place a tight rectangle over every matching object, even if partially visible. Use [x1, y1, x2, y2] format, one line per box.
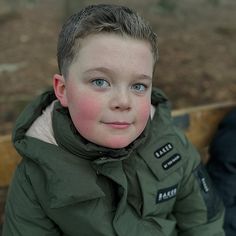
[25, 100, 57, 145]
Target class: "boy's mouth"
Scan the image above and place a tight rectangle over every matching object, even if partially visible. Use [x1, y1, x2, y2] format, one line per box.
[102, 121, 132, 129]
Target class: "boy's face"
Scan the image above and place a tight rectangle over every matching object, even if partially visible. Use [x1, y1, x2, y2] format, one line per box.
[54, 33, 154, 149]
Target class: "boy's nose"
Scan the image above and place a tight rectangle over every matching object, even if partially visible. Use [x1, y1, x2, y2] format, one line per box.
[110, 89, 131, 111]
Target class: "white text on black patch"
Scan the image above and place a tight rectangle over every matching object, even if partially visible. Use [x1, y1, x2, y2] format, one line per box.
[155, 143, 173, 159]
[201, 177, 209, 193]
[156, 184, 178, 203]
[162, 154, 181, 170]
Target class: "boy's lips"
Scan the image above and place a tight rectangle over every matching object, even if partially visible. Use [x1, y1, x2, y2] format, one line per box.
[102, 121, 132, 129]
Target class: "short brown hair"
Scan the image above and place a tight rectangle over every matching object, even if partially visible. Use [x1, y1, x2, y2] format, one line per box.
[57, 4, 158, 77]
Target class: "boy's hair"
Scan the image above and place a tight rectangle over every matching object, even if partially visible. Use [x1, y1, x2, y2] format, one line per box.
[57, 4, 158, 77]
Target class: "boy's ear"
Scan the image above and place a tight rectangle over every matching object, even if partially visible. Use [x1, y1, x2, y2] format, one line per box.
[53, 74, 68, 107]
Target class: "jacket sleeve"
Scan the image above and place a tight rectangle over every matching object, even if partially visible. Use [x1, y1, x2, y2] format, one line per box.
[173, 139, 225, 236]
[2, 161, 61, 236]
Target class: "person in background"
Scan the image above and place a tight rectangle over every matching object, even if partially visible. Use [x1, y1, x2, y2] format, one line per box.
[207, 108, 236, 236]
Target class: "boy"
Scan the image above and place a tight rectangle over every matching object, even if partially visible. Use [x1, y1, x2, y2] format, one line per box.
[3, 4, 225, 236]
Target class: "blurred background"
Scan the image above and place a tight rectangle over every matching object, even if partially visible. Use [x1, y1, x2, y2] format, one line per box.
[0, 0, 236, 134]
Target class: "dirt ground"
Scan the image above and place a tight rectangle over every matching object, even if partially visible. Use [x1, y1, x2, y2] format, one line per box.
[0, 0, 236, 134]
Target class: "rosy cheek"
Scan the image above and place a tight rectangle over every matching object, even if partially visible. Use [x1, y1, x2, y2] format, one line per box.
[67, 89, 103, 137]
[76, 94, 101, 121]
[138, 100, 151, 123]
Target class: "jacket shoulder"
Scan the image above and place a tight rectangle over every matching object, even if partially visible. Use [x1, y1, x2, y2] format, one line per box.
[137, 97, 201, 181]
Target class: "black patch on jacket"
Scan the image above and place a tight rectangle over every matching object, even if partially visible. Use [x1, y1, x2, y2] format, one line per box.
[193, 163, 223, 221]
[156, 184, 178, 203]
[162, 153, 181, 170]
[154, 143, 173, 159]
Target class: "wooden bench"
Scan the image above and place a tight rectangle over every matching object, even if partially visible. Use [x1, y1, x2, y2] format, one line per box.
[0, 101, 235, 231]
[172, 101, 236, 163]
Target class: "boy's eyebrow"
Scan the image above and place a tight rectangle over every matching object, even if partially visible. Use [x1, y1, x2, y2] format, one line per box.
[84, 67, 113, 75]
[138, 74, 152, 80]
[84, 67, 152, 80]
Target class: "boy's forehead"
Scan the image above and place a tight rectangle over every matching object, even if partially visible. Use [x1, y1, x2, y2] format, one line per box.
[73, 32, 154, 67]
[72, 33, 154, 72]
[74, 33, 153, 56]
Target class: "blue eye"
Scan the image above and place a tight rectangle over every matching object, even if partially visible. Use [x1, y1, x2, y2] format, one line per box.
[92, 79, 110, 88]
[131, 84, 147, 92]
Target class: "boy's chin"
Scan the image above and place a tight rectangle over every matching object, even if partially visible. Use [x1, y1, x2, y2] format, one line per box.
[98, 138, 134, 150]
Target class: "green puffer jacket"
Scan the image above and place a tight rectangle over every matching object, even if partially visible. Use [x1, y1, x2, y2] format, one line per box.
[3, 88, 225, 236]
